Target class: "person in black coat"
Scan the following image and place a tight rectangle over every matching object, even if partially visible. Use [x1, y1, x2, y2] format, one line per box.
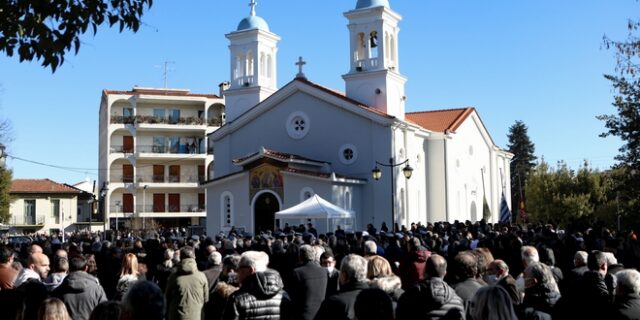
[611, 269, 640, 320]
[314, 254, 369, 320]
[487, 259, 521, 306]
[321, 251, 340, 298]
[290, 245, 328, 320]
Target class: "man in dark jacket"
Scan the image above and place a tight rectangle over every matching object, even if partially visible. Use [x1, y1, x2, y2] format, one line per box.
[396, 254, 464, 320]
[451, 251, 484, 311]
[52, 255, 107, 320]
[557, 250, 609, 319]
[321, 252, 340, 298]
[290, 245, 328, 320]
[223, 250, 291, 320]
[314, 254, 369, 320]
[611, 269, 640, 320]
[166, 246, 209, 320]
[487, 259, 520, 305]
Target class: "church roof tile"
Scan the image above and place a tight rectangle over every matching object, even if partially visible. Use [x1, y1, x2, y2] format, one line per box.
[406, 107, 475, 133]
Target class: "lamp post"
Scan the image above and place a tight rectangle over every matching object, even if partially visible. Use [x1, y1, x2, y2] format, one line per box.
[372, 157, 413, 233]
[0, 143, 6, 167]
[142, 185, 147, 230]
[99, 182, 108, 231]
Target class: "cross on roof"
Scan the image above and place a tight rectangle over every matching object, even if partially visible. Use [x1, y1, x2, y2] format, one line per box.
[249, 0, 256, 16]
[295, 56, 307, 79]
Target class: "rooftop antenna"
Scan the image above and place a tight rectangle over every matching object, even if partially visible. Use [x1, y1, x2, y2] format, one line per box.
[154, 61, 175, 88]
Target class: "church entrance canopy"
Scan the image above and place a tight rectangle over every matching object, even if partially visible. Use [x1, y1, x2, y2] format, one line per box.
[275, 194, 355, 235]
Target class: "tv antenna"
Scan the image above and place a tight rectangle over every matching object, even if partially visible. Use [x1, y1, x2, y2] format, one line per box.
[155, 61, 175, 88]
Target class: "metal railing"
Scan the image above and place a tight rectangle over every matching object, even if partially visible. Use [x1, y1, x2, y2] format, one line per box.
[109, 145, 134, 154]
[136, 145, 205, 155]
[136, 175, 201, 183]
[12, 215, 45, 225]
[111, 115, 224, 127]
[136, 204, 204, 213]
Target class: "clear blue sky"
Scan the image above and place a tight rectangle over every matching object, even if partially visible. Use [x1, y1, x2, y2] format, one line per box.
[0, 0, 636, 184]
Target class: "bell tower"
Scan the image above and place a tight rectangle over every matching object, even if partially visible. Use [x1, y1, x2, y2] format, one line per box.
[343, 0, 407, 120]
[224, 0, 280, 122]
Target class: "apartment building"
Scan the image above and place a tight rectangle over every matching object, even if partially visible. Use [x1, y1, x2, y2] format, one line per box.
[99, 87, 224, 230]
[9, 179, 94, 234]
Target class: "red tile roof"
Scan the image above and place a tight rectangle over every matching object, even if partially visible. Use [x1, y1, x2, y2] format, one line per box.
[10, 179, 81, 194]
[406, 107, 475, 133]
[103, 88, 219, 99]
[233, 147, 328, 165]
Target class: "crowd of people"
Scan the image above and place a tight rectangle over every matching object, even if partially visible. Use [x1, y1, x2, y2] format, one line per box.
[0, 218, 639, 320]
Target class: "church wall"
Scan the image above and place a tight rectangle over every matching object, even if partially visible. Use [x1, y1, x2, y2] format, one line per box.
[205, 174, 250, 235]
[425, 137, 447, 222]
[399, 129, 429, 226]
[446, 115, 494, 223]
[212, 90, 393, 231]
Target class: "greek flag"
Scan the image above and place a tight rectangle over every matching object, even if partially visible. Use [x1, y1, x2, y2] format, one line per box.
[499, 193, 512, 224]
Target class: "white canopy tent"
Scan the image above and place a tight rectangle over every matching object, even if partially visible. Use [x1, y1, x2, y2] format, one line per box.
[275, 194, 355, 234]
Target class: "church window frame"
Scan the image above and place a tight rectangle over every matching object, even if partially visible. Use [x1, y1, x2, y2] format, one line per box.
[286, 111, 310, 140]
[339, 144, 358, 165]
[221, 192, 234, 228]
[300, 187, 315, 202]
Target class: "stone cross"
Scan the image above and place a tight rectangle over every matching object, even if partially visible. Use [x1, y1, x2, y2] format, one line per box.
[295, 56, 307, 79]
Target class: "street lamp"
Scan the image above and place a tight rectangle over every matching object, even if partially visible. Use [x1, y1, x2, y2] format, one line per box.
[142, 185, 148, 230]
[0, 143, 6, 167]
[99, 182, 108, 232]
[371, 157, 413, 232]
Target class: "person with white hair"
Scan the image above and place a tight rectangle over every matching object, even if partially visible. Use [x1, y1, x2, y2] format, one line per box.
[611, 268, 640, 319]
[223, 250, 291, 319]
[516, 246, 539, 295]
[314, 254, 369, 320]
[290, 244, 328, 320]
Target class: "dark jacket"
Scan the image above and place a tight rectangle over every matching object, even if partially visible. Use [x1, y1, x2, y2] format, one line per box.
[561, 270, 610, 319]
[52, 271, 107, 320]
[314, 281, 369, 320]
[203, 265, 223, 292]
[291, 261, 328, 320]
[612, 292, 640, 320]
[224, 269, 292, 320]
[498, 274, 521, 305]
[166, 258, 209, 320]
[369, 275, 404, 312]
[520, 284, 561, 319]
[396, 277, 465, 320]
[326, 268, 340, 298]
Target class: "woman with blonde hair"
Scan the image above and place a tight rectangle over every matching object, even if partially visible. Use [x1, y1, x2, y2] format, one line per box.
[114, 253, 140, 300]
[366, 255, 404, 312]
[38, 297, 71, 320]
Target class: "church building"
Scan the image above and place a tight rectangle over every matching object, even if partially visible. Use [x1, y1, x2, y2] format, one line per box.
[203, 0, 513, 235]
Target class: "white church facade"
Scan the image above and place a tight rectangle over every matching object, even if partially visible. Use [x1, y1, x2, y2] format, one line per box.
[203, 0, 513, 235]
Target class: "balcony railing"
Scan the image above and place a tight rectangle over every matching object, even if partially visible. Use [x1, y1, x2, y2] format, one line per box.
[137, 145, 205, 155]
[12, 215, 45, 225]
[136, 175, 201, 183]
[110, 115, 136, 124]
[110, 145, 134, 154]
[136, 204, 205, 213]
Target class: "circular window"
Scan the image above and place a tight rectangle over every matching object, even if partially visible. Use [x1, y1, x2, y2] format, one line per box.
[286, 111, 310, 139]
[339, 144, 358, 165]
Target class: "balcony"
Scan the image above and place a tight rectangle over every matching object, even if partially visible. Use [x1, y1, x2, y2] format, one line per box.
[137, 145, 205, 155]
[110, 145, 135, 154]
[137, 204, 205, 213]
[136, 175, 203, 184]
[110, 115, 136, 124]
[11, 215, 45, 226]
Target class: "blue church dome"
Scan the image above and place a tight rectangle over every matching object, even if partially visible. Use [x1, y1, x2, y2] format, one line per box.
[355, 0, 390, 9]
[237, 15, 270, 31]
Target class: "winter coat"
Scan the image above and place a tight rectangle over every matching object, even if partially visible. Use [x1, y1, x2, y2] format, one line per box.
[224, 269, 292, 320]
[114, 274, 139, 300]
[611, 292, 640, 320]
[369, 275, 404, 312]
[399, 247, 431, 290]
[395, 277, 465, 320]
[52, 271, 107, 320]
[314, 281, 369, 320]
[165, 258, 209, 320]
[519, 284, 561, 319]
[453, 278, 484, 307]
[291, 261, 328, 320]
[205, 281, 239, 320]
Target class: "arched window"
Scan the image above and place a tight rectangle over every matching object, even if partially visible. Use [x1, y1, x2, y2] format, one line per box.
[235, 56, 243, 80]
[246, 50, 254, 77]
[369, 31, 378, 58]
[260, 52, 266, 77]
[221, 192, 234, 228]
[345, 191, 352, 210]
[300, 187, 314, 202]
[267, 54, 273, 79]
[400, 188, 406, 220]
